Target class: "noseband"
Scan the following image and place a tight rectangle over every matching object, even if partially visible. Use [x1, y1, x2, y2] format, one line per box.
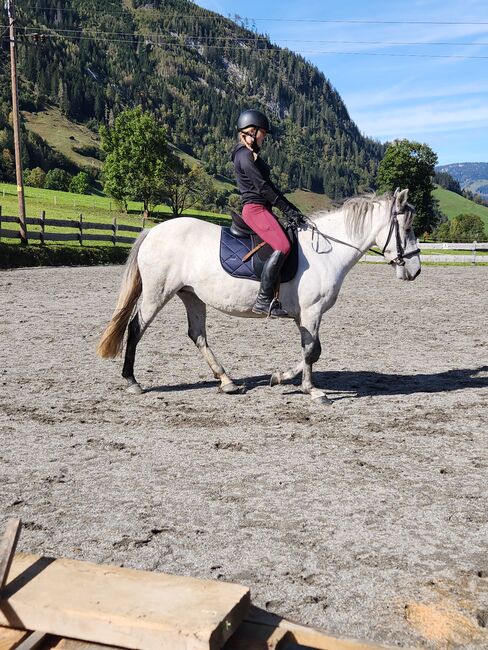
[379, 200, 420, 267]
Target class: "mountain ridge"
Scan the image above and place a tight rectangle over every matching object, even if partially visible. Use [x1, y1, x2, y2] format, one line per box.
[436, 162, 488, 200]
[0, 0, 385, 198]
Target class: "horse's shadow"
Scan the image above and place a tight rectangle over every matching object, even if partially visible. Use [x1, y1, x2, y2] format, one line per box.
[145, 366, 488, 399]
[313, 365, 488, 400]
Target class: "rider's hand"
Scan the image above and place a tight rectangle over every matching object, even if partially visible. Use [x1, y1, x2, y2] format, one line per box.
[284, 208, 306, 226]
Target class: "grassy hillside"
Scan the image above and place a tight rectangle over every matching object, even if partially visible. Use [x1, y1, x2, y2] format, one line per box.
[23, 107, 102, 173]
[434, 186, 488, 229]
[286, 189, 333, 214]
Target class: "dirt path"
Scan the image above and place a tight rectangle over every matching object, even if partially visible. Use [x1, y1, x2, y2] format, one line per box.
[1, 263, 487, 648]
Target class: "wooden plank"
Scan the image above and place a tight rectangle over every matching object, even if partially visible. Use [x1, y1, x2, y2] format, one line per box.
[78, 222, 113, 231]
[223, 620, 290, 649]
[115, 236, 137, 244]
[0, 519, 21, 593]
[246, 608, 392, 650]
[0, 215, 40, 225]
[42, 219, 80, 229]
[0, 553, 250, 650]
[15, 631, 49, 650]
[41, 233, 79, 242]
[0, 229, 20, 239]
[50, 639, 124, 649]
[116, 224, 142, 233]
[0, 626, 29, 650]
[81, 234, 113, 243]
[0, 627, 123, 650]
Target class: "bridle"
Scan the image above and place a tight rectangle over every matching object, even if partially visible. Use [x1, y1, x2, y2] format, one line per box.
[372, 199, 420, 267]
[302, 196, 420, 266]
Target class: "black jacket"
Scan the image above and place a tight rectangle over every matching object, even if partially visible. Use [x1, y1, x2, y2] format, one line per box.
[231, 143, 297, 213]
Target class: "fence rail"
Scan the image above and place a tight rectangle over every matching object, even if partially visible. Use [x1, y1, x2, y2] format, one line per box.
[364, 239, 488, 265]
[0, 208, 145, 246]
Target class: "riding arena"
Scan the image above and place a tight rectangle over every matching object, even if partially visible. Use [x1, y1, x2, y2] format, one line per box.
[1, 210, 487, 649]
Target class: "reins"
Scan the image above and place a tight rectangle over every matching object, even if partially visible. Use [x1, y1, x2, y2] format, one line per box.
[303, 198, 419, 267]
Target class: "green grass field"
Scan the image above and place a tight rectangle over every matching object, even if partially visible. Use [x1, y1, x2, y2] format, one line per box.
[420, 248, 488, 255]
[0, 183, 229, 246]
[433, 186, 488, 229]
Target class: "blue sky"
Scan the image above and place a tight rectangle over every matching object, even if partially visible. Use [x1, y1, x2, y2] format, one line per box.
[195, 0, 488, 165]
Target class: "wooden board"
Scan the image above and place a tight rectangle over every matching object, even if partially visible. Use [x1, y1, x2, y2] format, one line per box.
[244, 608, 395, 650]
[0, 554, 250, 650]
[0, 627, 29, 650]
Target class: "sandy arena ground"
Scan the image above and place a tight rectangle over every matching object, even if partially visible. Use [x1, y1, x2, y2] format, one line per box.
[0, 263, 487, 648]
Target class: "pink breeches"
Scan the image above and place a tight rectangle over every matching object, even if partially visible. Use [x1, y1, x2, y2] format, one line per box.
[241, 204, 291, 255]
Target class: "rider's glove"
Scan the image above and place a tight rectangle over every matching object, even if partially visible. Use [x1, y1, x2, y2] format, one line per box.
[284, 207, 306, 227]
[273, 196, 306, 226]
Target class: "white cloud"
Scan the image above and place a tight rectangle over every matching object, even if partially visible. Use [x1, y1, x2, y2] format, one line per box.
[353, 99, 488, 138]
[345, 81, 488, 110]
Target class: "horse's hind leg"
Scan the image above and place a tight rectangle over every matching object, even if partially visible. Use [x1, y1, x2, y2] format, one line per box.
[122, 289, 174, 394]
[270, 318, 303, 386]
[178, 290, 241, 394]
[270, 361, 303, 386]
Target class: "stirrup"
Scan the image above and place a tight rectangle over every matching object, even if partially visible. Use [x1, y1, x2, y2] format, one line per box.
[267, 298, 290, 319]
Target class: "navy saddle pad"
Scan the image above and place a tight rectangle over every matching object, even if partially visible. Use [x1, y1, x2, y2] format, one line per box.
[219, 214, 298, 283]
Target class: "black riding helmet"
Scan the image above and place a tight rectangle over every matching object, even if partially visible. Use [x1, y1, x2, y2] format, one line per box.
[237, 109, 271, 134]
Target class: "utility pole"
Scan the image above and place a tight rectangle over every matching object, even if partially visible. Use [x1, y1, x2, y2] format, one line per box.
[6, 0, 28, 243]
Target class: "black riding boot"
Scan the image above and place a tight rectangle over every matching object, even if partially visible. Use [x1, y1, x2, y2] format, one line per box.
[252, 250, 289, 318]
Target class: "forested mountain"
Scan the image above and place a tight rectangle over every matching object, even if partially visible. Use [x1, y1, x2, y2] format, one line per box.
[436, 163, 488, 200]
[0, 0, 386, 198]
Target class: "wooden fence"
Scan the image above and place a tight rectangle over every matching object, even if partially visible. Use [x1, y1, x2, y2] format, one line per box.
[0, 207, 145, 246]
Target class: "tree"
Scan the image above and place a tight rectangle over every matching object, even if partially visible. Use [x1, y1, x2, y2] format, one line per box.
[161, 164, 216, 216]
[450, 214, 487, 242]
[69, 171, 90, 194]
[44, 168, 71, 191]
[432, 222, 451, 241]
[100, 107, 172, 218]
[24, 167, 46, 188]
[377, 139, 438, 235]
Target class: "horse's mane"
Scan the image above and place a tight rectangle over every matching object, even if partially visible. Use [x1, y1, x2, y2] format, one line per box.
[310, 192, 394, 238]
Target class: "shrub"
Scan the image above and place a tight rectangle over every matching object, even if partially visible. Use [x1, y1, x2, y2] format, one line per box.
[433, 214, 487, 242]
[24, 166, 46, 188]
[44, 168, 71, 191]
[69, 171, 90, 194]
[450, 213, 487, 242]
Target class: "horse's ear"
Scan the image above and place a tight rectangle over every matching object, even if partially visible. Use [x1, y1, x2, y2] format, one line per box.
[393, 187, 400, 198]
[395, 188, 409, 211]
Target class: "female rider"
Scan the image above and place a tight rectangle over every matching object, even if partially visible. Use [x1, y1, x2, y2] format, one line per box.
[231, 109, 304, 318]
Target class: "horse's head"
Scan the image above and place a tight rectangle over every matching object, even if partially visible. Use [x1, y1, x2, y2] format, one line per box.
[377, 189, 421, 281]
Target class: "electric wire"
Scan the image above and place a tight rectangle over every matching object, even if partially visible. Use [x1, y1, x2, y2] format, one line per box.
[15, 26, 488, 46]
[19, 7, 488, 25]
[11, 29, 488, 58]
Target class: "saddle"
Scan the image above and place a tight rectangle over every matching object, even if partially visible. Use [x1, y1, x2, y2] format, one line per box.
[220, 211, 299, 282]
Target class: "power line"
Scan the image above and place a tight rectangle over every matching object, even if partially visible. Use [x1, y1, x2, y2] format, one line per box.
[19, 7, 488, 25]
[17, 27, 488, 46]
[20, 30, 488, 58]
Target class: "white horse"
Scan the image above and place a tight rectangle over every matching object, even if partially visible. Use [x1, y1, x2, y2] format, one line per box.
[97, 189, 420, 404]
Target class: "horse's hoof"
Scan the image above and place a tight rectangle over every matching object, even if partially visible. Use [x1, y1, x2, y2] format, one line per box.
[311, 394, 331, 406]
[219, 382, 244, 395]
[270, 371, 282, 387]
[127, 382, 144, 395]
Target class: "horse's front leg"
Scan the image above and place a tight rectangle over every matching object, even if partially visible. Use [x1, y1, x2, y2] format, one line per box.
[299, 312, 331, 404]
[178, 290, 242, 394]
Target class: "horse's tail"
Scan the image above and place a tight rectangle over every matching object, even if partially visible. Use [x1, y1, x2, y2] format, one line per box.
[96, 229, 149, 359]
